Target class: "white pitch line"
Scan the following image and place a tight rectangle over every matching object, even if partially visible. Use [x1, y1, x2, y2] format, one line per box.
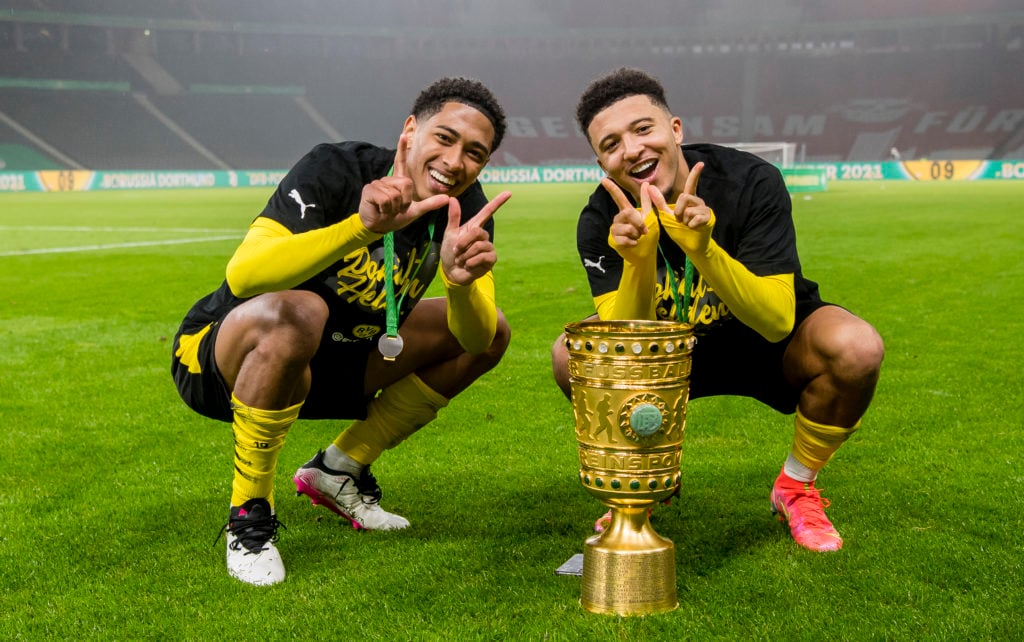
[0, 225, 236, 233]
[0, 235, 241, 257]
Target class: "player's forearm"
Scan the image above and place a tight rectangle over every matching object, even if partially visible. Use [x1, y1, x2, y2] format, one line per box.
[595, 258, 657, 320]
[441, 269, 497, 354]
[688, 240, 795, 342]
[226, 214, 381, 298]
[600, 210, 659, 320]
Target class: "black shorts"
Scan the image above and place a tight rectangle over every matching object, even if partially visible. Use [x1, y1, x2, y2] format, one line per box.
[688, 298, 832, 414]
[171, 320, 374, 423]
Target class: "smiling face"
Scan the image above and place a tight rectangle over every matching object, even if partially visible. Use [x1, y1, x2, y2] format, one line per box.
[400, 101, 495, 200]
[587, 94, 686, 204]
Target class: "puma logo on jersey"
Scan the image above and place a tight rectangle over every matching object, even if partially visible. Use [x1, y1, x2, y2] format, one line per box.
[288, 189, 317, 219]
[584, 256, 607, 273]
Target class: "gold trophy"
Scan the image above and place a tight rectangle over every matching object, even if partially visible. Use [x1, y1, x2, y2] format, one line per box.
[564, 320, 695, 616]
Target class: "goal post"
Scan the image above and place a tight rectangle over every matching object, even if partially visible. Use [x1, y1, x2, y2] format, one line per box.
[730, 142, 826, 191]
[730, 142, 798, 168]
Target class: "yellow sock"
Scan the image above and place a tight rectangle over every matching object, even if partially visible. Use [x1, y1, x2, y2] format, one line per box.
[230, 393, 302, 508]
[791, 408, 860, 471]
[335, 374, 449, 465]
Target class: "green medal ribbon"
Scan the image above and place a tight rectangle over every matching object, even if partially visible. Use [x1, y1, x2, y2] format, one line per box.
[378, 164, 436, 360]
[378, 164, 403, 360]
[658, 245, 694, 324]
[383, 230, 399, 336]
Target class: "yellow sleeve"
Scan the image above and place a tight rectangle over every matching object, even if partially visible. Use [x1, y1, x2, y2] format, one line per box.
[225, 215, 381, 298]
[598, 209, 659, 320]
[691, 250, 795, 342]
[659, 214, 795, 342]
[593, 290, 621, 320]
[440, 269, 497, 354]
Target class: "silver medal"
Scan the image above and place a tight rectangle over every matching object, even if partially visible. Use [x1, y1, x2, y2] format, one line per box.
[378, 333, 404, 361]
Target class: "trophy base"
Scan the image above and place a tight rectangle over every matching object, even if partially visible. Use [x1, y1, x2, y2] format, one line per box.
[580, 506, 678, 616]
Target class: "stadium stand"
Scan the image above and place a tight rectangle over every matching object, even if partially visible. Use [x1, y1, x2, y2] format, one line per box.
[1, 1, 1021, 169]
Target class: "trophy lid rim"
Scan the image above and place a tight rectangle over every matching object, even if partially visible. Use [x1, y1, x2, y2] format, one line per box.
[564, 319, 693, 337]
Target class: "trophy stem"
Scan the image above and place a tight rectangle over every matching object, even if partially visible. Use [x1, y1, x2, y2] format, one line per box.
[581, 505, 678, 615]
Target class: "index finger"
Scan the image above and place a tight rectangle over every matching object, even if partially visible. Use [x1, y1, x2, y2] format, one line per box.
[639, 181, 652, 216]
[392, 132, 409, 178]
[466, 190, 512, 229]
[646, 182, 670, 214]
[683, 161, 704, 197]
[601, 177, 633, 213]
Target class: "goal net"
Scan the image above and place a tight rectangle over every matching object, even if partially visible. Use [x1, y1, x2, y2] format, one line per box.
[730, 142, 798, 168]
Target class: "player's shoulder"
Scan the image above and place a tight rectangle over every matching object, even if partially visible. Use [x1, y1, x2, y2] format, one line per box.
[683, 143, 779, 179]
[268, 141, 391, 224]
[682, 143, 785, 200]
[299, 141, 393, 180]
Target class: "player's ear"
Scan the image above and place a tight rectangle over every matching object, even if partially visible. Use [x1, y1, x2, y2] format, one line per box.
[671, 116, 683, 145]
[402, 114, 417, 139]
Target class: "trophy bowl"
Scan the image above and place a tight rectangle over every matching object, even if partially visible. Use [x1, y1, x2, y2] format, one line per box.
[565, 319, 694, 616]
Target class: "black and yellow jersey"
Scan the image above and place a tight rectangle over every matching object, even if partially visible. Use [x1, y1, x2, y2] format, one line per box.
[179, 141, 493, 345]
[576, 143, 820, 338]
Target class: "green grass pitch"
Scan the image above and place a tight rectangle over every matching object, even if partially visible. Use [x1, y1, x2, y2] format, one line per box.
[1, 180, 1022, 639]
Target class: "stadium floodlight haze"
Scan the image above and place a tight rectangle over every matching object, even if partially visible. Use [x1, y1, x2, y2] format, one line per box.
[0, 0, 1022, 171]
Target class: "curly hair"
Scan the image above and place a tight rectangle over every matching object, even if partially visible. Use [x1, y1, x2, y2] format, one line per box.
[575, 67, 671, 136]
[411, 77, 507, 152]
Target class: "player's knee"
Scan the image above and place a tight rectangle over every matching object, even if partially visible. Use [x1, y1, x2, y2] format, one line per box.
[248, 292, 328, 361]
[492, 309, 512, 355]
[551, 334, 572, 399]
[832, 320, 885, 385]
[477, 309, 512, 368]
